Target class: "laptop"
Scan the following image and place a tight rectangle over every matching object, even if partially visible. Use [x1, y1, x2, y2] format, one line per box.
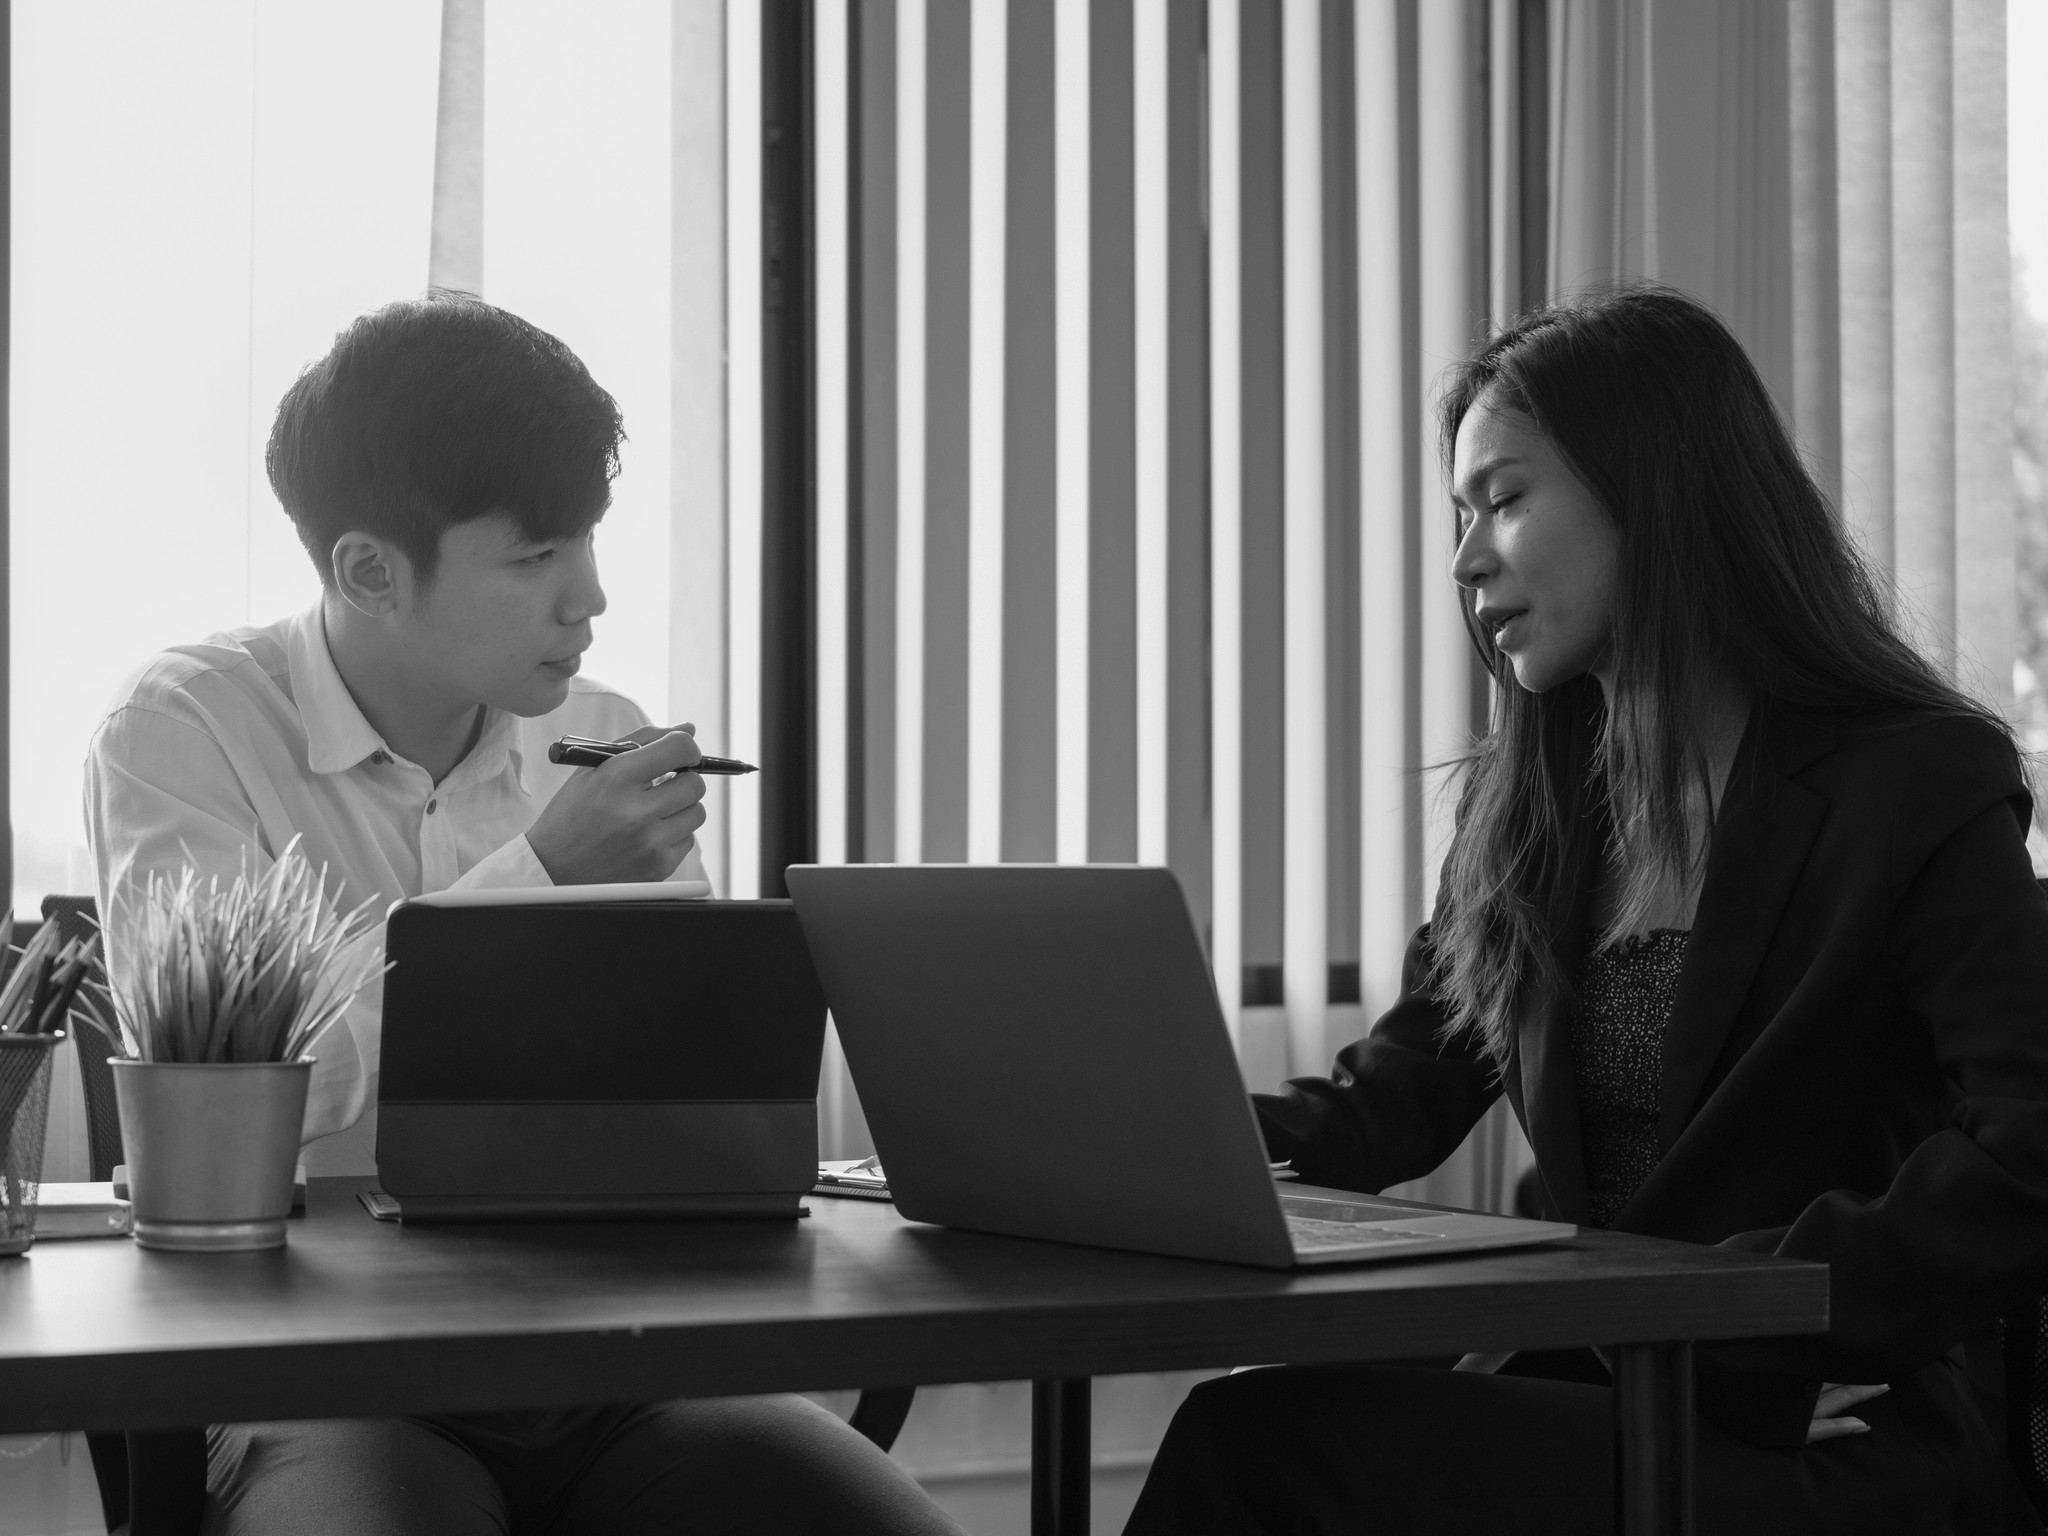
[376, 891, 826, 1222]
[785, 864, 1573, 1268]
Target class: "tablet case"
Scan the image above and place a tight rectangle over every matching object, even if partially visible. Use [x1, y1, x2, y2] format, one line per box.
[376, 898, 826, 1221]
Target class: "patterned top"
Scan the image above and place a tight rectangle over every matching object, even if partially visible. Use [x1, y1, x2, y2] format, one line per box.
[1570, 929, 1690, 1228]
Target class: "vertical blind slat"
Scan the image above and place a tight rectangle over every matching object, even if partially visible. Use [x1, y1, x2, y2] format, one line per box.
[1788, 0, 1843, 511]
[815, 0, 852, 869]
[1054, 0, 1092, 866]
[1890, 0, 1957, 666]
[1208, 0, 1243, 1038]
[723, 0, 763, 899]
[1487, 0, 1520, 330]
[1415, 0, 1474, 916]
[1355, 0, 1412, 1019]
[894, 0, 928, 865]
[428, 0, 485, 294]
[1835, 0, 1895, 570]
[1280, 0, 1327, 1075]
[966, 0, 1009, 862]
[670, 0, 728, 888]
[1132, 0, 1171, 867]
[1951, 0, 2014, 706]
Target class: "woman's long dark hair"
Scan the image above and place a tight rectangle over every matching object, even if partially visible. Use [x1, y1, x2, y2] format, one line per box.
[1431, 284, 2011, 1065]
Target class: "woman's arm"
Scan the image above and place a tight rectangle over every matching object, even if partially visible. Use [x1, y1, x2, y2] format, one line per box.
[1253, 925, 1503, 1193]
[1723, 795, 2048, 1380]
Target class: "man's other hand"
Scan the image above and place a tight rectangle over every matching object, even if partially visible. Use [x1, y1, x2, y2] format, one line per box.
[526, 726, 706, 884]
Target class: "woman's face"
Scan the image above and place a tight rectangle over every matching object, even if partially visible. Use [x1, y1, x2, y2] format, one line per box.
[1450, 391, 1621, 694]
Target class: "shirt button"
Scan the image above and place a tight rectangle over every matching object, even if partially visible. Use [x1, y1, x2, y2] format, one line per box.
[371, 750, 389, 765]
[427, 800, 437, 814]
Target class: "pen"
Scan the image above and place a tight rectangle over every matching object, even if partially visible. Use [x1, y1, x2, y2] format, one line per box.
[548, 735, 758, 774]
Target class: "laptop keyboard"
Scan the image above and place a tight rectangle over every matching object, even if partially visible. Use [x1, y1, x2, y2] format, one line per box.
[1286, 1215, 1446, 1248]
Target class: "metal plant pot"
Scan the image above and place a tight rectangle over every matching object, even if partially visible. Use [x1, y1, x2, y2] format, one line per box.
[110, 1059, 311, 1251]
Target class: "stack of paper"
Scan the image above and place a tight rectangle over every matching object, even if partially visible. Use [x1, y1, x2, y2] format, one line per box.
[32, 1183, 131, 1240]
[814, 1158, 891, 1201]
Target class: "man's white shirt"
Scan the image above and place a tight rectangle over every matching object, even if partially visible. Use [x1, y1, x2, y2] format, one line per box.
[85, 603, 709, 1175]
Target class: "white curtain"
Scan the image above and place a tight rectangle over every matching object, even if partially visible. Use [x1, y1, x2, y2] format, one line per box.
[1552, 0, 2014, 706]
[1829, 0, 2014, 702]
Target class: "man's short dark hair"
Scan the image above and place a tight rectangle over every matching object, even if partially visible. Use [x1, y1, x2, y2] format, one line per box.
[266, 291, 624, 585]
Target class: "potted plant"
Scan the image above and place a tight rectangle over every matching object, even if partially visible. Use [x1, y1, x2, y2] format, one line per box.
[93, 838, 384, 1251]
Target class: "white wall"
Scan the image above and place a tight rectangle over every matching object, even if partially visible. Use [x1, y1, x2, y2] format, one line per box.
[11, 1, 439, 913]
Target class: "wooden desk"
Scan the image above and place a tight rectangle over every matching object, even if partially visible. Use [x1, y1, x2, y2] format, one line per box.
[0, 1177, 1826, 1535]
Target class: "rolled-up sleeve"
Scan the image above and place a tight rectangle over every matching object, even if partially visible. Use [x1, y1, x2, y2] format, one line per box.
[85, 705, 372, 1144]
[446, 833, 711, 893]
[1254, 924, 1502, 1193]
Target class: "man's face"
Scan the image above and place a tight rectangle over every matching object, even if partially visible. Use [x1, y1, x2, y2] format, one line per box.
[393, 512, 607, 717]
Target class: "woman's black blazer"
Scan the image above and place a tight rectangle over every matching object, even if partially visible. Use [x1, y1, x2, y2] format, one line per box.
[1256, 703, 2048, 1465]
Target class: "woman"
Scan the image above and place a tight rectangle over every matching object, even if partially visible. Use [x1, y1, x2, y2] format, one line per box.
[1124, 287, 2048, 1534]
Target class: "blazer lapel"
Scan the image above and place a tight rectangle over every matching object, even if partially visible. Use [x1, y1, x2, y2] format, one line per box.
[1654, 707, 1834, 1152]
[1518, 873, 1594, 1223]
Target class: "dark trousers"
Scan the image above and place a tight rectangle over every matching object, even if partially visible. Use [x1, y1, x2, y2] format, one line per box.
[203, 1396, 964, 1536]
[1122, 1358, 2002, 1536]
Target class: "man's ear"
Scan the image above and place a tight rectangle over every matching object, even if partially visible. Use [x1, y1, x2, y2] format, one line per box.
[330, 533, 410, 617]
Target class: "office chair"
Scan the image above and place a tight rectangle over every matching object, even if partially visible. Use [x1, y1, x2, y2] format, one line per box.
[39, 895, 917, 1535]
[2008, 877, 2048, 1521]
[2009, 1293, 2048, 1521]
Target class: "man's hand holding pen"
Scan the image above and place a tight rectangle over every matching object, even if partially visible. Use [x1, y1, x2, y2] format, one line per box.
[548, 735, 757, 775]
[526, 725, 708, 885]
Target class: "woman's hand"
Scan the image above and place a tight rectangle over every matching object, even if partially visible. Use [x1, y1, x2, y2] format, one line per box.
[1806, 1382, 1887, 1443]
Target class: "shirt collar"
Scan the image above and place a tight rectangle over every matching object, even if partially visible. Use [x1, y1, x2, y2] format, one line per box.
[284, 604, 530, 792]
[457, 707, 531, 795]
[286, 605, 387, 775]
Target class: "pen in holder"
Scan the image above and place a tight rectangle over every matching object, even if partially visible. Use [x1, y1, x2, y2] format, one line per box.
[0, 1034, 63, 1255]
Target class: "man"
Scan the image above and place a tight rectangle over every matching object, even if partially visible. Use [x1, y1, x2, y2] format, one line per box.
[86, 293, 961, 1535]
[92, 293, 708, 1174]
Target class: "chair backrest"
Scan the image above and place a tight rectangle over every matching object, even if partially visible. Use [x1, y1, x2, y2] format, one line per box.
[2011, 876, 2048, 1520]
[2010, 1294, 2048, 1519]
[37, 895, 124, 1181]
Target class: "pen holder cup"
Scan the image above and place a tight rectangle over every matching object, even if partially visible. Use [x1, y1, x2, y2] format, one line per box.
[0, 1034, 63, 1256]
[111, 1059, 311, 1252]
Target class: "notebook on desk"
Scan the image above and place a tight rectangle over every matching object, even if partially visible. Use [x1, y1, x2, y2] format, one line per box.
[786, 864, 1574, 1269]
[376, 895, 825, 1222]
